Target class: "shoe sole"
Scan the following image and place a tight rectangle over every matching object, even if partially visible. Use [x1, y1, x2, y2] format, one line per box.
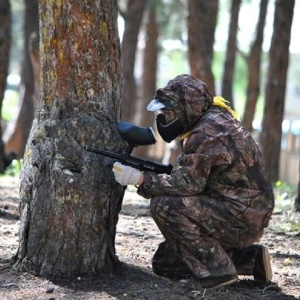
[261, 246, 272, 283]
[213, 277, 238, 288]
[203, 277, 238, 289]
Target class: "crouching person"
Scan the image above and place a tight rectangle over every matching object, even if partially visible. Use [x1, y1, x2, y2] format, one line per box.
[112, 74, 274, 288]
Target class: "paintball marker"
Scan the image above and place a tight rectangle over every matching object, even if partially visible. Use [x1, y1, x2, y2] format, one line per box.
[85, 122, 173, 175]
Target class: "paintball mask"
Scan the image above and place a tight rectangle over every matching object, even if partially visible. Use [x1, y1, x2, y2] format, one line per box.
[147, 99, 185, 143]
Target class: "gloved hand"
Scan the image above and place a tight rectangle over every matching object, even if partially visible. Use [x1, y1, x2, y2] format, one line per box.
[112, 162, 144, 186]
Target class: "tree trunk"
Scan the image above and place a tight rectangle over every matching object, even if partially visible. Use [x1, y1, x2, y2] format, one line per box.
[120, 0, 147, 122]
[16, 0, 124, 279]
[259, 0, 295, 182]
[0, 0, 11, 172]
[221, 0, 241, 109]
[187, 0, 218, 95]
[133, 6, 159, 159]
[242, 0, 268, 132]
[3, 0, 38, 160]
[296, 159, 300, 212]
[28, 32, 40, 111]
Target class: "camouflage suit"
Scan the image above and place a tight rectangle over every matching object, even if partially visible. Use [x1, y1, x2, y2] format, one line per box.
[137, 75, 274, 279]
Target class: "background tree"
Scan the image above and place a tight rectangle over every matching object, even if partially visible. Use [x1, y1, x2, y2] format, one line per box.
[3, 0, 38, 161]
[242, 0, 268, 132]
[296, 161, 300, 211]
[16, 0, 125, 278]
[151, 0, 187, 165]
[0, 0, 11, 172]
[221, 0, 241, 108]
[187, 0, 218, 94]
[133, 3, 159, 159]
[119, 0, 147, 122]
[260, 0, 295, 182]
[28, 32, 40, 111]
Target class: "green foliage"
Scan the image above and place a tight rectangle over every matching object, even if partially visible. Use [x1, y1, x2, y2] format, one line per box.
[1, 90, 19, 121]
[233, 54, 247, 111]
[270, 181, 300, 233]
[273, 181, 297, 210]
[0, 159, 22, 177]
[158, 49, 188, 86]
[156, 0, 186, 43]
[212, 51, 224, 84]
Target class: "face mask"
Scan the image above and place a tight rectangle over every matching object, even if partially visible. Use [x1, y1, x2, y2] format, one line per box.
[156, 114, 185, 143]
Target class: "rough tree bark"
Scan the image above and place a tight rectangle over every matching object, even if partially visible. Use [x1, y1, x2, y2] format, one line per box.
[120, 0, 147, 122]
[259, 0, 295, 182]
[242, 0, 268, 132]
[0, 0, 11, 172]
[187, 0, 218, 95]
[16, 0, 125, 279]
[221, 0, 241, 109]
[3, 0, 38, 160]
[28, 32, 40, 111]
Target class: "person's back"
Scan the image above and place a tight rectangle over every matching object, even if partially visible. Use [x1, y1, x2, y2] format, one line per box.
[181, 104, 274, 232]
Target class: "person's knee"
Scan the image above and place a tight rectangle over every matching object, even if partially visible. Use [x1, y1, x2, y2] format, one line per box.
[150, 196, 163, 218]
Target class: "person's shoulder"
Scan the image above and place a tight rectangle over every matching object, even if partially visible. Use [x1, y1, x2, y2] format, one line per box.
[194, 108, 227, 130]
[206, 106, 232, 120]
[192, 109, 245, 142]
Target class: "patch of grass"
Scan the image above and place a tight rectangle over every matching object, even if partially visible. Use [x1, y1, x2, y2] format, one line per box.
[271, 181, 300, 233]
[273, 181, 297, 212]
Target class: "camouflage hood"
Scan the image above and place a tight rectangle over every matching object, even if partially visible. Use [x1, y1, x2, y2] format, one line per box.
[155, 74, 213, 131]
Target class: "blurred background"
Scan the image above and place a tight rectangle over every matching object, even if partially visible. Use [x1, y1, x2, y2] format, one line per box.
[0, 0, 299, 189]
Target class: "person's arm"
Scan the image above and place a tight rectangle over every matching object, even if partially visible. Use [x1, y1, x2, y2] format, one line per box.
[137, 131, 235, 199]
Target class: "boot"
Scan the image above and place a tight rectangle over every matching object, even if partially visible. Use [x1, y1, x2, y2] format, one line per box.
[197, 274, 238, 289]
[152, 241, 194, 279]
[253, 245, 272, 283]
[230, 244, 272, 283]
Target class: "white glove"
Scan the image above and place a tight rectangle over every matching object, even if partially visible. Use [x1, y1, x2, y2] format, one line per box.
[112, 162, 143, 186]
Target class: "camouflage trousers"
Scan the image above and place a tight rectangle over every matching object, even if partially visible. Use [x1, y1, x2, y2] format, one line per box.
[150, 195, 264, 279]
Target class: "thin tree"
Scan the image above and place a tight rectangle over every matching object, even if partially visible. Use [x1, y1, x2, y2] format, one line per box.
[259, 0, 295, 182]
[3, 0, 38, 160]
[133, 4, 159, 159]
[221, 0, 241, 108]
[296, 160, 300, 212]
[242, 0, 269, 132]
[28, 32, 40, 111]
[16, 0, 125, 278]
[136, 5, 158, 128]
[0, 0, 11, 172]
[119, 0, 147, 122]
[187, 0, 218, 94]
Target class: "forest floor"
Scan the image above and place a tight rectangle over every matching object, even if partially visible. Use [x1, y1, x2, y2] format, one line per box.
[0, 176, 299, 300]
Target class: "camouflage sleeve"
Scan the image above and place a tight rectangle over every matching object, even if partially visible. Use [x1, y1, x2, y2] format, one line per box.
[137, 166, 207, 199]
[137, 132, 235, 199]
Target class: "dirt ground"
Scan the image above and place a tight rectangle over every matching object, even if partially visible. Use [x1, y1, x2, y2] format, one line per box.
[0, 177, 299, 300]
